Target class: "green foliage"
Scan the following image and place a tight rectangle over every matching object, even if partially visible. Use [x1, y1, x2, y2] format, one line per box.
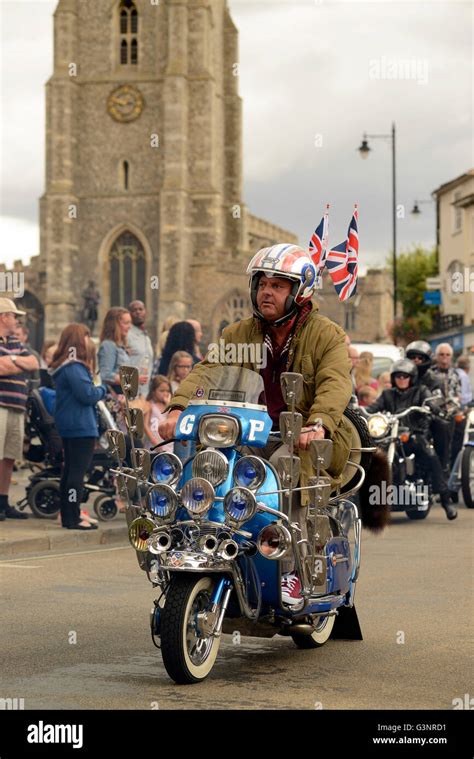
[387, 246, 438, 343]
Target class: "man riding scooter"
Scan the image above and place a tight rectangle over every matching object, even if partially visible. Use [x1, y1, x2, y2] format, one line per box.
[159, 243, 356, 605]
[366, 359, 457, 521]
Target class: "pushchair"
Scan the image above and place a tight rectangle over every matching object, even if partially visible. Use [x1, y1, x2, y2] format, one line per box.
[17, 387, 119, 521]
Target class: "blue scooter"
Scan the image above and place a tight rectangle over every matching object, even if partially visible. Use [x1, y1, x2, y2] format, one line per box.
[108, 365, 370, 684]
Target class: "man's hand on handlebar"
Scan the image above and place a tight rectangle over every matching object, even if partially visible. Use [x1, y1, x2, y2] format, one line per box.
[158, 409, 181, 441]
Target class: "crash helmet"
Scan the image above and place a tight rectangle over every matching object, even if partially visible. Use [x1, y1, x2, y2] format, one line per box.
[390, 358, 418, 387]
[246, 244, 318, 326]
[406, 340, 432, 371]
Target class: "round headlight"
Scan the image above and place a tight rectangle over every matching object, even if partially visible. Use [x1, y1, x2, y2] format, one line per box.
[147, 484, 178, 522]
[129, 516, 156, 552]
[368, 414, 389, 439]
[198, 415, 239, 447]
[224, 487, 257, 524]
[192, 449, 229, 486]
[181, 477, 215, 516]
[150, 452, 182, 486]
[257, 524, 292, 560]
[234, 456, 266, 490]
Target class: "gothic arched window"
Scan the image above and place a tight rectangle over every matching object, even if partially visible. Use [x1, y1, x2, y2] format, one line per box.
[119, 0, 138, 66]
[109, 231, 146, 306]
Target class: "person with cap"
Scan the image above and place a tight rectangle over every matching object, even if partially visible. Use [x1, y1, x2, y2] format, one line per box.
[0, 298, 40, 520]
[366, 358, 457, 520]
[159, 243, 355, 605]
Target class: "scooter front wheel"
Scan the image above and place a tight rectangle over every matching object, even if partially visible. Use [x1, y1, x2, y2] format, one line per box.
[160, 574, 222, 684]
[291, 615, 335, 649]
[461, 447, 474, 508]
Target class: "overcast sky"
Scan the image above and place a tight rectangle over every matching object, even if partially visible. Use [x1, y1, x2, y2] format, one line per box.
[0, 0, 472, 270]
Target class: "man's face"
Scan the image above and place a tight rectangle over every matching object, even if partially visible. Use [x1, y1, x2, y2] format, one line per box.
[394, 373, 411, 391]
[15, 325, 28, 343]
[187, 319, 203, 343]
[129, 301, 146, 326]
[408, 353, 424, 366]
[0, 312, 19, 336]
[348, 347, 359, 368]
[256, 275, 293, 322]
[436, 348, 452, 369]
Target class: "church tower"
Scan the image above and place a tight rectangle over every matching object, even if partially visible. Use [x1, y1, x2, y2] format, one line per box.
[39, 0, 297, 344]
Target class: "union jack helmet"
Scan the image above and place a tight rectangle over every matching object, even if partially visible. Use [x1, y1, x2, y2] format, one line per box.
[246, 243, 317, 325]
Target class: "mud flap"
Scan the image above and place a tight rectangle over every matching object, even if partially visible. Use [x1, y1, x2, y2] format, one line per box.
[331, 605, 363, 640]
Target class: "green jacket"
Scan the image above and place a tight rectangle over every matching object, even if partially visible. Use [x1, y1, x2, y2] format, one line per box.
[170, 305, 353, 500]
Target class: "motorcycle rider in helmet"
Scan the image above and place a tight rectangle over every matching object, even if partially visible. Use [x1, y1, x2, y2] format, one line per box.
[366, 359, 457, 520]
[159, 243, 355, 605]
[405, 340, 452, 478]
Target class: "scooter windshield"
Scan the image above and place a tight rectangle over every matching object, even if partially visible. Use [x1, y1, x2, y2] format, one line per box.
[188, 365, 266, 407]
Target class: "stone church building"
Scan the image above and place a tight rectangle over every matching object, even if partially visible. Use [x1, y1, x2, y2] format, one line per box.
[5, 0, 393, 350]
[15, 0, 296, 348]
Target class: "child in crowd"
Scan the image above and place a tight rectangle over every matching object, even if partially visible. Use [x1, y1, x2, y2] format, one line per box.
[167, 351, 193, 393]
[144, 375, 173, 452]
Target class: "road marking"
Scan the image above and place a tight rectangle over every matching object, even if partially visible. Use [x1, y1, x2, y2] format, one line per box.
[0, 545, 131, 564]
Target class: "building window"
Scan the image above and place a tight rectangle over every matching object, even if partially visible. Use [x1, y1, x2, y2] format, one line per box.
[344, 308, 357, 332]
[453, 191, 462, 234]
[109, 231, 146, 306]
[122, 160, 129, 190]
[119, 0, 138, 66]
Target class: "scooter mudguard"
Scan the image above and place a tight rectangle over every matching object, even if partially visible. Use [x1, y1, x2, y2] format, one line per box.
[331, 605, 363, 640]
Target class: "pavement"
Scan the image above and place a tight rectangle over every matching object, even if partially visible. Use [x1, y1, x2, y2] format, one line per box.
[0, 468, 129, 559]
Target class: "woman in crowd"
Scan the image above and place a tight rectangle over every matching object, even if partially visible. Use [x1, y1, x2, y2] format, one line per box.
[377, 371, 392, 394]
[39, 340, 58, 388]
[51, 324, 107, 531]
[143, 375, 173, 452]
[158, 321, 200, 376]
[153, 316, 179, 375]
[355, 351, 378, 403]
[98, 307, 133, 393]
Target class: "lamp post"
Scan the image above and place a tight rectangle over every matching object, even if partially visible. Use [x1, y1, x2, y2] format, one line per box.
[357, 122, 397, 339]
[410, 199, 433, 216]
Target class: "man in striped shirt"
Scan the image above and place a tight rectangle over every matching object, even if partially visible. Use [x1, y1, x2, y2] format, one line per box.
[0, 298, 40, 520]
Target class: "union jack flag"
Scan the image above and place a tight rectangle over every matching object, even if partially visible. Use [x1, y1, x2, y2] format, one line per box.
[309, 204, 330, 272]
[325, 205, 359, 301]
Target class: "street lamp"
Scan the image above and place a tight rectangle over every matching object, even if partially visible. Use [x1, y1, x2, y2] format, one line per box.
[357, 123, 397, 340]
[410, 199, 433, 216]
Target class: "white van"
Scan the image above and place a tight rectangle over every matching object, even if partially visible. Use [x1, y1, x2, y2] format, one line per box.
[352, 342, 405, 378]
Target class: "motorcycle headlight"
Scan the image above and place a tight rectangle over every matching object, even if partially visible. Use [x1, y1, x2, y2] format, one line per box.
[234, 456, 266, 491]
[129, 517, 156, 552]
[150, 452, 182, 486]
[192, 449, 229, 486]
[368, 414, 389, 439]
[147, 484, 178, 522]
[198, 415, 239, 447]
[257, 524, 292, 560]
[224, 487, 257, 524]
[181, 477, 215, 517]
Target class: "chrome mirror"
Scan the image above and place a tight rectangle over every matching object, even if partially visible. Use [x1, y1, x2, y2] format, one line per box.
[307, 475, 332, 508]
[277, 456, 301, 488]
[107, 430, 126, 461]
[279, 411, 302, 447]
[135, 448, 151, 479]
[119, 366, 139, 400]
[117, 468, 138, 499]
[280, 372, 304, 406]
[128, 408, 144, 439]
[309, 439, 333, 471]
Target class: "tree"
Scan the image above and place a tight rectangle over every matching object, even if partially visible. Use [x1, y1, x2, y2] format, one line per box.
[387, 245, 438, 344]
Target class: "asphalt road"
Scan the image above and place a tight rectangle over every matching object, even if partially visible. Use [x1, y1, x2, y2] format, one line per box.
[1, 500, 472, 710]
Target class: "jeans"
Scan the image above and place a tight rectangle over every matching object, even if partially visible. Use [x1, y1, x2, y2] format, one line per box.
[60, 437, 96, 527]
